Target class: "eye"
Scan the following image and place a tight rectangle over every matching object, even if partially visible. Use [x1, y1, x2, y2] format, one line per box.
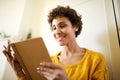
[51, 26, 56, 31]
[59, 24, 66, 28]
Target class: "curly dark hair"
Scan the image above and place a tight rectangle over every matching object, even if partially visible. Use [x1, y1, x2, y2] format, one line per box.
[48, 6, 83, 37]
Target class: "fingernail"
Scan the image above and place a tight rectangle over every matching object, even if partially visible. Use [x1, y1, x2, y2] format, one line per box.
[36, 67, 39, 70]
[40, 62, 43, 65]
[37, 70, 40, 73]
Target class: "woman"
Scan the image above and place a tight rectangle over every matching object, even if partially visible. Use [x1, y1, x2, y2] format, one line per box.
[2, 6, 109, 80]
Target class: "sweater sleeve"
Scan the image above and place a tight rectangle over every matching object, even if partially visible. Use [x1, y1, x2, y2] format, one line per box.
[92, 54, 109, 80]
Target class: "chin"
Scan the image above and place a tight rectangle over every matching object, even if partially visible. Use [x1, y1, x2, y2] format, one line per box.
[58, 42, 66, 46]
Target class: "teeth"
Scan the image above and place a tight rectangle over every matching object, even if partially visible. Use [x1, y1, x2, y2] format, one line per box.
[58, 36, 64, 39]
[57, 36, 64, 41]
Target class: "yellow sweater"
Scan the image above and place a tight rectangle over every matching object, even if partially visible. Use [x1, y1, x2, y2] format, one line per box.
[51, 48, 109, 80]
[19, 48, 109, 80]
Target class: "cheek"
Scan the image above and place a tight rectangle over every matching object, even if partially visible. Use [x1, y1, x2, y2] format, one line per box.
[66, 29, 76, 38]
[52, 32, 56, 39]
[52, 32, 55, 37]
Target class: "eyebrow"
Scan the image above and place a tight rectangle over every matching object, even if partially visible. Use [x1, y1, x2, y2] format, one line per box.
[52, 21, 66, 27]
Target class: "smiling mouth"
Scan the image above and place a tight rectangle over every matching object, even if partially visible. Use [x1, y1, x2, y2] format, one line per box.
[56, 36, 65, 42]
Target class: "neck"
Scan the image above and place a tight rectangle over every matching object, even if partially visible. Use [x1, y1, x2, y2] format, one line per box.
[61, 40, 84, 56]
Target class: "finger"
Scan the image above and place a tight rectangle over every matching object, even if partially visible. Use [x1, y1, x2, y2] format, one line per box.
[37, 67, 56, 76]
[3, 50, 12, 58]
[5, 52, 12, 63]
[40, 62, 62, 69]
[2, 49, 7, 55]
[37, 69, 54, 80]
[2, 49, 12, 58]
[13, 54, 17, 61]
[3, 41, 12, 57]
[7, 40, 11, 52]
[2, 46, 7, 56]
[3, 45, 7, 49]
[37, 68, 59, 80]
[38, 71, 52, 79]
[13, 54, 20, 64]
[2, 48, 13, 64]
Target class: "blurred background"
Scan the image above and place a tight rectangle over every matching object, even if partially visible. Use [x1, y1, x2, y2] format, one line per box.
[0, 0, 120, 80]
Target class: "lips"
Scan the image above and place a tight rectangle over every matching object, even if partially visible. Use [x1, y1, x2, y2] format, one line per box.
[56, 36, 65, 42]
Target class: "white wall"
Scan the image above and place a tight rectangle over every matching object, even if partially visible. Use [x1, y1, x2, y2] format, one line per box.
[0, 0, 26, 80]
[0, 0, 25, 37]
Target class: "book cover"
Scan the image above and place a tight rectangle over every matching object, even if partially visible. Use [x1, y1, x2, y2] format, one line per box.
[11, 37, 52, 80]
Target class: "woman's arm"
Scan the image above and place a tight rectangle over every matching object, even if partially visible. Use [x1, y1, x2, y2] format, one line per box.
[92, 54, 109, 80]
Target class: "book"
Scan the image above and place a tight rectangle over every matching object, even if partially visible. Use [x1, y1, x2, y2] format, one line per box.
[11, 37, 52, 80]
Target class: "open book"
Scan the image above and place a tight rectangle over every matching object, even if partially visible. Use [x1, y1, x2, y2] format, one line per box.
[11, 37, 52, 80]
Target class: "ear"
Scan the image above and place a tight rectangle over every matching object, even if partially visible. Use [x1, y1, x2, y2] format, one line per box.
[73, 26, 79, 32]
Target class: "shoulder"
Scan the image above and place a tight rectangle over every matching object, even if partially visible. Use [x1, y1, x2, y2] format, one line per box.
[85, 48, 106, 64]
[86, 48, 105, 58]
[85, 49, 109, 79]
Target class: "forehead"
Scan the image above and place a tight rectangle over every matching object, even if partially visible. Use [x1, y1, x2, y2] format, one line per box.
[52, 16, 71, 26]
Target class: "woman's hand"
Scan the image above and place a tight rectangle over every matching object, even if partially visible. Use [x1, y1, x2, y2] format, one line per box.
[36, 62, 69, 80]
[2, 40, 25, 78]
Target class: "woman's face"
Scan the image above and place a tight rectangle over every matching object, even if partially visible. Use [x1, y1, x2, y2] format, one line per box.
[51, 16, 78, 46]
